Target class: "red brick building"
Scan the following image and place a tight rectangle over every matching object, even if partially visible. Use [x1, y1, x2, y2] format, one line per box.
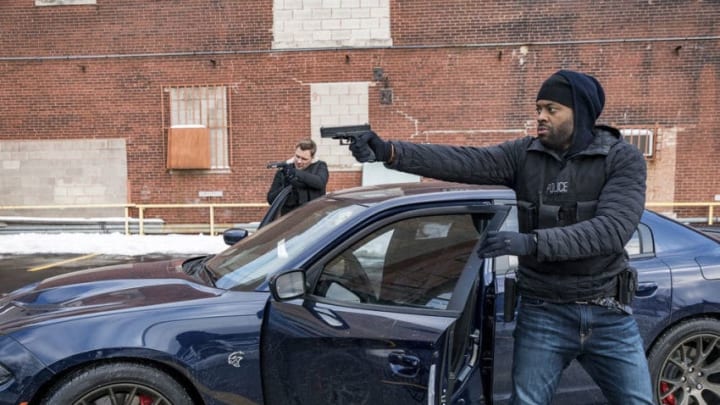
[1, 1, 718, 225]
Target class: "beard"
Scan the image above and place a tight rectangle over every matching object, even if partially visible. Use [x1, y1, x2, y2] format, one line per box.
[538, 121, 574, 151]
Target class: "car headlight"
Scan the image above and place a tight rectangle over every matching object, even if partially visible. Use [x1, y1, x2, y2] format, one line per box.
[0, 363, 11, 385]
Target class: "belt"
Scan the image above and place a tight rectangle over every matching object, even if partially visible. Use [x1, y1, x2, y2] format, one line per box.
[572, 297, 633, 315]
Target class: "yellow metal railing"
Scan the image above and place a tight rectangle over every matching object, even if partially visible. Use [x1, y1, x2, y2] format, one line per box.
[135, 203, 267, 236]
[0, 202, 268, 236]
[2, 201, 717, 235]
[645, 202, 720, 226]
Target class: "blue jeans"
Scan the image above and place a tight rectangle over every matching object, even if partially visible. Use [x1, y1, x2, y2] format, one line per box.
[509, 298, 653, 405]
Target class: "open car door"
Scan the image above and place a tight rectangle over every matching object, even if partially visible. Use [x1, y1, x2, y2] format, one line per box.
[223, 185, 293, 245]
[259, 185, 293, 228]
[261, 205, 510, 404]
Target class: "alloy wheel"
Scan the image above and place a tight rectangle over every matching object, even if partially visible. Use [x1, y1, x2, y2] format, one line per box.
[73, 383, 171, 405]
[657, 333, 720, 405]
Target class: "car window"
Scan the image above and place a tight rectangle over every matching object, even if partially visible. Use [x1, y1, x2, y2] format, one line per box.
[625, 230, 641, 256]
[625, 222, 654, 258]
[701, 228, 720, 242]
[207, 199, 366, 291]
[494, 206, 520, 275]
[313, 213, 484, 310]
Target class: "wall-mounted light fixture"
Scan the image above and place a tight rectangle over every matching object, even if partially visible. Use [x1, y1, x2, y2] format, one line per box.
[373, 67, 384, 81]
[373, 67, 393, 104]
[380, 88, 393, 105]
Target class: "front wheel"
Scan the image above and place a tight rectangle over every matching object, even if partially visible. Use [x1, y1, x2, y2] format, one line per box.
[41, 362, 193, 405]
[647, 318, 720, 405]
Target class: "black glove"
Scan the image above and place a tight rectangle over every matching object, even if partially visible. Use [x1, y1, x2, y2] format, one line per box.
[477, 231, 537, 258]
[349, 131, 392, 163]
[282, 164, 296, 180]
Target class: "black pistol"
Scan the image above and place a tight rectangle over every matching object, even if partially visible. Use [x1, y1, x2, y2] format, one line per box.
[320, 124, 375, 162]
[266, 161, 291, 169]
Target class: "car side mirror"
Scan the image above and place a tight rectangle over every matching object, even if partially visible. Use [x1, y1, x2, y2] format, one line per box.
[223, 228, 249, 245]
[270, 270, 306, 301]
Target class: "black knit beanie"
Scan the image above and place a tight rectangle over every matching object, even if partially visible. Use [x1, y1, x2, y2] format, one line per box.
[536, 74, 574, 109]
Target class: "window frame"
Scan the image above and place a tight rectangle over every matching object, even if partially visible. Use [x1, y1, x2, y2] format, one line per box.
[620, 126, 656, 158]
[305, 203, 506, 316]
[626, 222, 656, 260]
[161, 84, 232, 171]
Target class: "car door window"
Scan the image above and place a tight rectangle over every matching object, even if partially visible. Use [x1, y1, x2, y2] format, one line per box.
[625, 223, 654, 258]
[494, 206, 520, 276]
[313, 214, 484, 309]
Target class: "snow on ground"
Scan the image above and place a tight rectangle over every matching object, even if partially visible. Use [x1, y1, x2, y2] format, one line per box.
[0, 232, 229, 256]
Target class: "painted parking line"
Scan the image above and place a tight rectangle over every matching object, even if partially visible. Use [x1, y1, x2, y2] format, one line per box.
[27, 253, 100, 272]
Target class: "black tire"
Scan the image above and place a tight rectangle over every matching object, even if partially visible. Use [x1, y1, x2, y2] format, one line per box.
[41, 362, 193, 405]
[647, 318, 720, 405]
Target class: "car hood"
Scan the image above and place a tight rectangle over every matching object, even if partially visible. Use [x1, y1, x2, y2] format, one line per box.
[0, 258, 221, 331]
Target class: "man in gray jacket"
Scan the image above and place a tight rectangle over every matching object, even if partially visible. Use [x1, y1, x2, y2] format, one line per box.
[349, 70, 652, 404]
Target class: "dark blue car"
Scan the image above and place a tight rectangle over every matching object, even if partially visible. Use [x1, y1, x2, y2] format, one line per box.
[1, 182, 719, 405]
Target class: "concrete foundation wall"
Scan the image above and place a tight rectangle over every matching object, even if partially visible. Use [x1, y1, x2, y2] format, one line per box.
[0, 139, 127, 217]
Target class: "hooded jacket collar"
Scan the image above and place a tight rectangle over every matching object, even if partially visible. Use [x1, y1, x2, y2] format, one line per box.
[528, 125, 621, 159]
[554, 70, 606, 157]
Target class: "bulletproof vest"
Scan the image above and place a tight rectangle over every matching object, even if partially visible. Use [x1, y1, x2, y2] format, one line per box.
[515, 150, 605, 232]
[514, 144, 627, 302]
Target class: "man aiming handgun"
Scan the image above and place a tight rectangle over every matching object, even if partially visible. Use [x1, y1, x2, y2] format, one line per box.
[338, 70, 652, 405]
[266, 139, 329, 215]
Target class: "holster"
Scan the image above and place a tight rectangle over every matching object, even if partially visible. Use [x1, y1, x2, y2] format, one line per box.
[504, 276, 518, 322]
[616, 266, 638, 306]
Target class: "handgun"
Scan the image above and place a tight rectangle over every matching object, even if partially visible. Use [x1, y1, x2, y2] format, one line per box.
[266, 161, 291, 169]
[320, 124, 372, 145]
[320, 124, 375, 162]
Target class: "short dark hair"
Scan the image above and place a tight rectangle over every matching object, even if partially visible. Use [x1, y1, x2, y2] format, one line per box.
[296, 139, 317, 157]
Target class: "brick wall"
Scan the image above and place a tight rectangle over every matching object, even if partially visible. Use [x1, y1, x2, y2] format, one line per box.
[1, 1, 718, 224]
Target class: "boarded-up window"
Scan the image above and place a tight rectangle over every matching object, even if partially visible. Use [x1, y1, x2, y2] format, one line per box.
[163, 85, 230, 169]
[167, 125, 211, 169]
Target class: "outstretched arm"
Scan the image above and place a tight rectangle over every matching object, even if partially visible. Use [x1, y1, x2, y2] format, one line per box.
[348, 130, 528, 187]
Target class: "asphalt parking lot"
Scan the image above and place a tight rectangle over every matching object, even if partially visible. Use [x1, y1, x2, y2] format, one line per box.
[0, 253, 196, 294]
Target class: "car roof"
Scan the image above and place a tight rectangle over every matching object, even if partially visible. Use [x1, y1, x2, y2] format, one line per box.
[327, 181, 516, 206]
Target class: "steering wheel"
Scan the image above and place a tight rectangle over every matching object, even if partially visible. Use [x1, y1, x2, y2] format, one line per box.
[317, 252, 376, 303]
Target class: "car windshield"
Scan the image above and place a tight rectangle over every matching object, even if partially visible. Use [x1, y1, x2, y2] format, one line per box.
[205, 198, 366, 291]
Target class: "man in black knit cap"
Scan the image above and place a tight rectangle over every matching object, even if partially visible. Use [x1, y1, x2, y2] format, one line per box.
[348, 70, 652, 404]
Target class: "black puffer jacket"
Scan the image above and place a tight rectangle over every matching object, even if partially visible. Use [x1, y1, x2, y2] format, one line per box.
[386, 71, 646, 302]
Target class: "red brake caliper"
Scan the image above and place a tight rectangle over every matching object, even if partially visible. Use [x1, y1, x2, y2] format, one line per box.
[139, 395, 154, 405]
[660, 381, 676, 405]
